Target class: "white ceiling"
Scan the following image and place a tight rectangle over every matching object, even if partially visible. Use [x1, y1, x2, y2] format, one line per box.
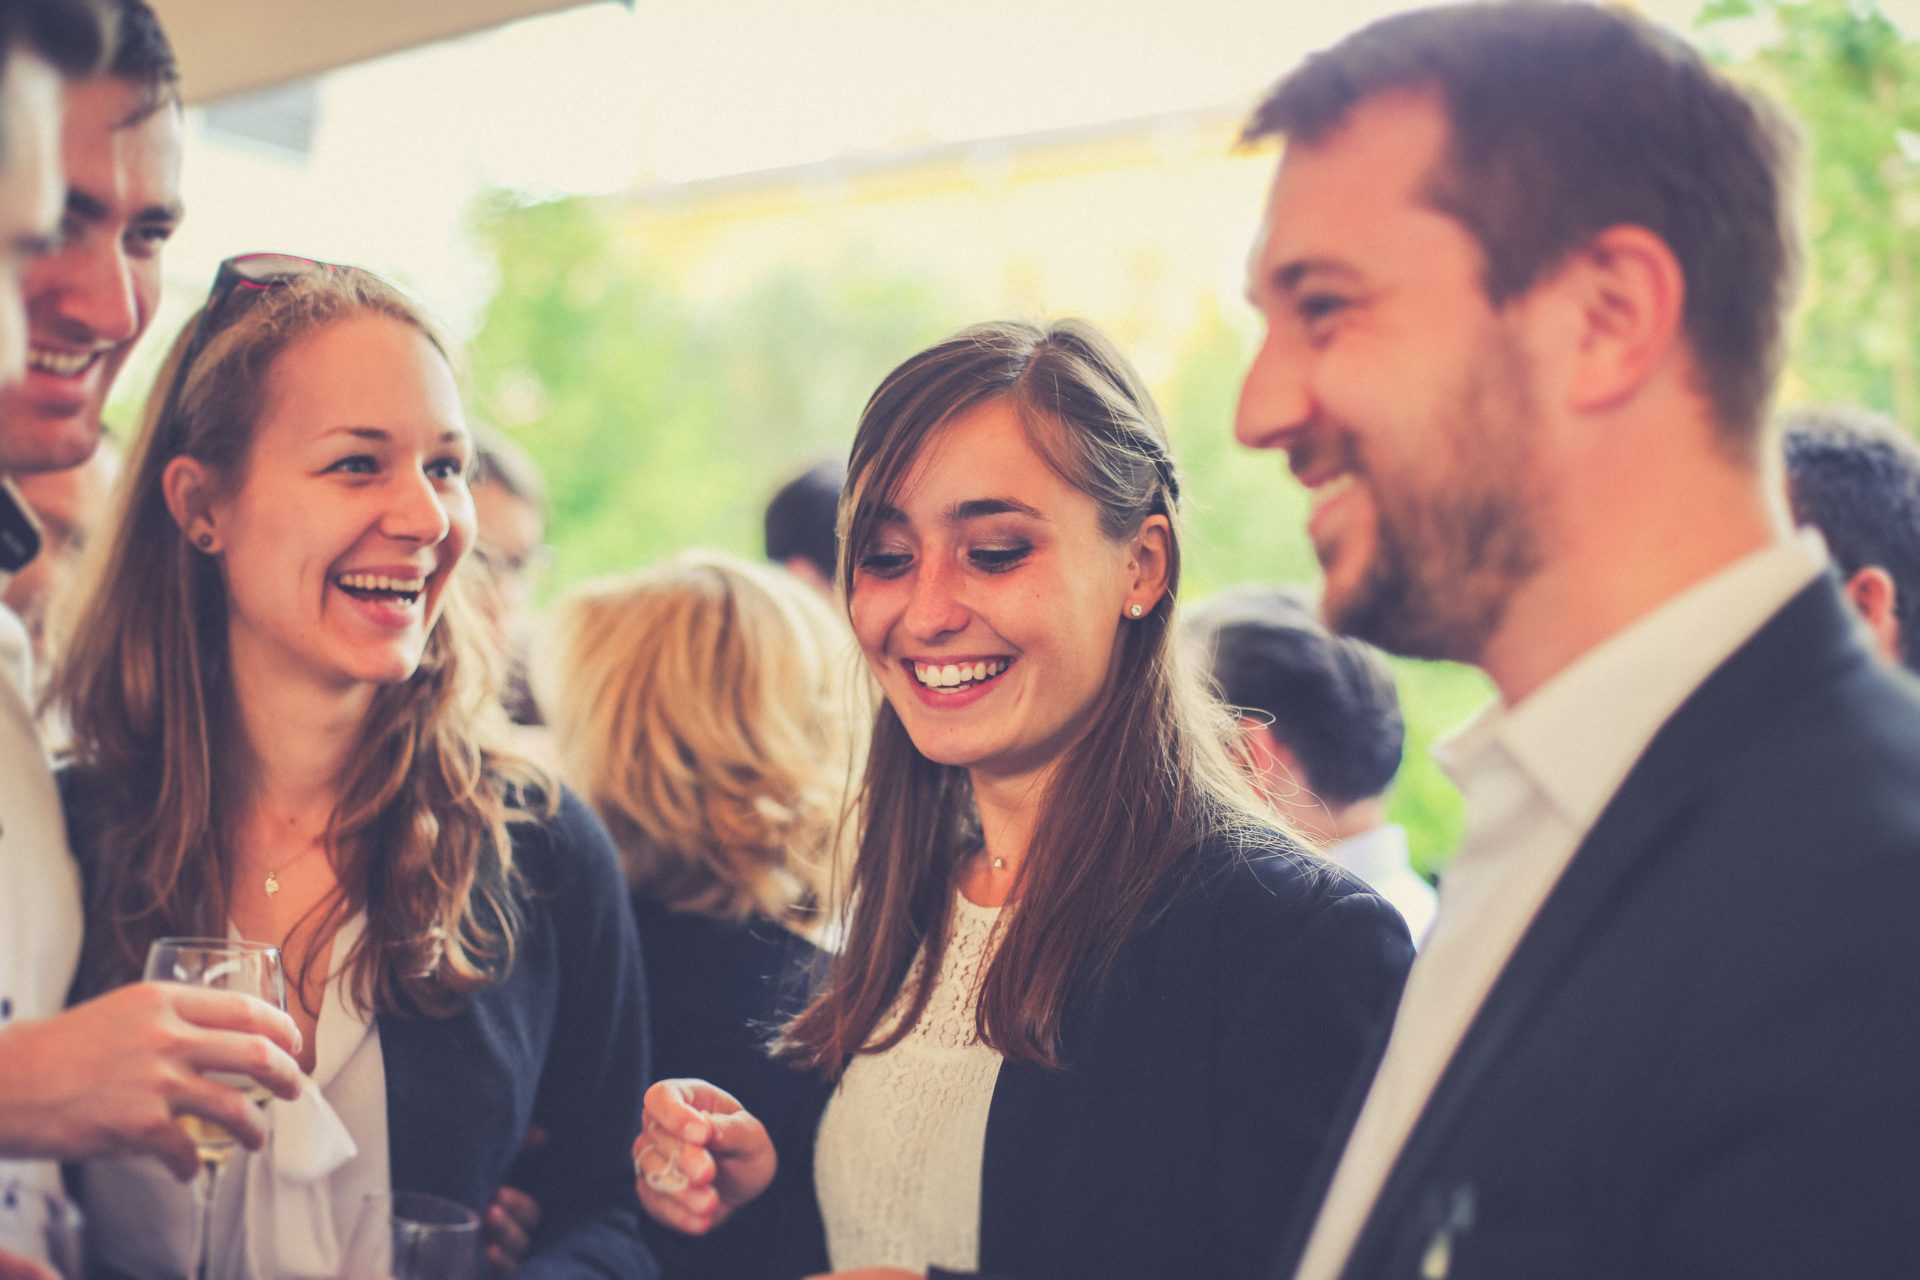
[147, 0, 608, 103]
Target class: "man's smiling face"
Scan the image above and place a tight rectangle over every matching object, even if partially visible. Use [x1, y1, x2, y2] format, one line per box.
[0, 73, 180, 474]
[1236, 90, 1546, 664]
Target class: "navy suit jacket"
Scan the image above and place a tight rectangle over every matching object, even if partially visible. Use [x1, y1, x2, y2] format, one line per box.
[1275, 579, 1920, 1280]
[761, 828, 1414, 1280]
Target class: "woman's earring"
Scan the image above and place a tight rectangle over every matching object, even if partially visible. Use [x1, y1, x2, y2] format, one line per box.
[196, 533, 213, 550]
[1129, 604, 1144, 619]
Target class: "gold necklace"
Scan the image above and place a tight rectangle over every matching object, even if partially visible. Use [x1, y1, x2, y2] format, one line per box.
[260, 841, 325, 899]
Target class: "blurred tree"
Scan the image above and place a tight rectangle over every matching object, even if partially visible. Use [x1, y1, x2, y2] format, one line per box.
[465, 192, 956, 587]
[1700, 0, 1920, 429]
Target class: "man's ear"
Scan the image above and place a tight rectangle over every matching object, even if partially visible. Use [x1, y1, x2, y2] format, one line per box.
[1556, 224, 1686, 415]
[1844, 564, 1903, 664]
[162, 455, 222, 552]
[1238, 719, 1306, 797]
[1122, 513, 1173, 618]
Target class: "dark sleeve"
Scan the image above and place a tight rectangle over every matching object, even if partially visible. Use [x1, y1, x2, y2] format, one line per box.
[509, 790, 658, 1280]
[1215, 886, 1410, 1280]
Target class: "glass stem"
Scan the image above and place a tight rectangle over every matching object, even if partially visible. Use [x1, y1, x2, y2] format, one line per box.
[197, 1160, 218, 1280]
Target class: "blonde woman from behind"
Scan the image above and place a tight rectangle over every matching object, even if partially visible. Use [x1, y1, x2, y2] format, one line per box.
[537, 549, 862, 1278]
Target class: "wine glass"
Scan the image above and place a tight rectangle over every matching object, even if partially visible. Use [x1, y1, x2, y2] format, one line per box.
[0, 1180, 83, 1279]
[343, 1191, 480, 1280]
[142, 938, 286, 1280]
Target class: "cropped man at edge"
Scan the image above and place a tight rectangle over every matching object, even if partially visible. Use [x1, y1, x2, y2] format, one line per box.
[1234, 4, 1920, 1278]
[0, 6, 302, 1272]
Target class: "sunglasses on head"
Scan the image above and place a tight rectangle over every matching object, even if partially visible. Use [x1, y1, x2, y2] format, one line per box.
[152, 252, 344, 441]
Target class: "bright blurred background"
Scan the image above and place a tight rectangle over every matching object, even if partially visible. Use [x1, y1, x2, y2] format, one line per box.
[127, 0, 1920, 871]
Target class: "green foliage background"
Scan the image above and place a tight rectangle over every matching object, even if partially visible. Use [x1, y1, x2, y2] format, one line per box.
[1699, 0, 1920, 429]
[467, 0, 1915, 877]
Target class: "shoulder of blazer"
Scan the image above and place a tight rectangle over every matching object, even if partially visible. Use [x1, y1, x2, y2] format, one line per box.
[1177, 820, 1399, 935]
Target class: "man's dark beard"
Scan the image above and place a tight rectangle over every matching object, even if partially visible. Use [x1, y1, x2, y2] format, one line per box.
[1329, 494, 1534, 663]
[1322, 332, 1543, 664]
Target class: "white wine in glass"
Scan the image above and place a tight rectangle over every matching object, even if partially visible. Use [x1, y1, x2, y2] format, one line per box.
[176, 1075, 275, 1163]
[142, 938, 287, 1280]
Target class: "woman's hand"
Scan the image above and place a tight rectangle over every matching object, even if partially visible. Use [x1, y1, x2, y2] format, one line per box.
[0, 1249, 60, 1280]
[633, 1078, 776, 1235]
[483, 1185, 541, 1275]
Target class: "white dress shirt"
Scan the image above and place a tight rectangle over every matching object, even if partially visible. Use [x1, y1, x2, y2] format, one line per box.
[0, 601, 83, 1262]
[1293, 532, 1826, 1280]
[84, 915, 390, 1280]
[1324, 823, 1436, 947]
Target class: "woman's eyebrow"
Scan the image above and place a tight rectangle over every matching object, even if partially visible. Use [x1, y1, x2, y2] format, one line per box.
[947, 498, 1044, 522]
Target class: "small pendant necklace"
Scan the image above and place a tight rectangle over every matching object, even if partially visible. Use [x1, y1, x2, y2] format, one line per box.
[261, 841, 324, 899]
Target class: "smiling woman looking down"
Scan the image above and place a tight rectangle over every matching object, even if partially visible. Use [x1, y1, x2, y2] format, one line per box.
[48, 260, 649, 1279]
[635, 320, 1414, 1280]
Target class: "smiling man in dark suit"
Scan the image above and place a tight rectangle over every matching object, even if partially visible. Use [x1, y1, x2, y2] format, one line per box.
[1235, 4, 1920, 1278]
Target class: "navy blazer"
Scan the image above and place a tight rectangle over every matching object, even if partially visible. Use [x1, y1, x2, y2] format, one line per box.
[384, 789, 653, 1278]
[1277, 579, 1920, 1280]
[65, 781, 655, 1280]
[760, 827, 1413, 1280]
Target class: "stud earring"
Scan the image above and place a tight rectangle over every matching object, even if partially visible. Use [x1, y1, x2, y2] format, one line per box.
[196, 533, 213, 550]
[1128, 604, 1144, 619]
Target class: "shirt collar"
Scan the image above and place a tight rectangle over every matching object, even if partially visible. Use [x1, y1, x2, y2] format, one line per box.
[1435, 530, 1827, 830]
[1327, 823, 1413, 886]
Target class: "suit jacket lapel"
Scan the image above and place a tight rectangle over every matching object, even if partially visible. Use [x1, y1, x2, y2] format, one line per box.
[1337, 578, 1867, 1279]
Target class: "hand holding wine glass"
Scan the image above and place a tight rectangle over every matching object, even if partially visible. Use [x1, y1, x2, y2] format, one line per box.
[0, 981, 302, 1181]
[142, 939, 288, 1280]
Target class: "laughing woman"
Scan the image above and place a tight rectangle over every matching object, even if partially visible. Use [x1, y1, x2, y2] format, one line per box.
[635, 320, 1414, 1280]
[50, 259, 649, 1279]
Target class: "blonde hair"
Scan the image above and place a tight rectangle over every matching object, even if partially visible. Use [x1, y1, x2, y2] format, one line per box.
[537, 549, 861, 924]
[56, 267, 546, 1019]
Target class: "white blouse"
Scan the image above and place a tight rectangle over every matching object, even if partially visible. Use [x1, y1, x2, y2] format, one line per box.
[814, 892, 1004, 1273]
[82, 915, 390, 1280]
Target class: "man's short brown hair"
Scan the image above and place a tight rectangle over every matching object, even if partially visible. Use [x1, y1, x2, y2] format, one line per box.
[1244, 1, 1800, 455]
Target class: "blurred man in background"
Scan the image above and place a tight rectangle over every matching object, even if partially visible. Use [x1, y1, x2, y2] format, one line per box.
[1, 423, 113, 679]
[1782, 404, 1920, 674]
[764, 457, 844, 597]
[470, 423, 550, 727]
[1190, 585, 1435, 943]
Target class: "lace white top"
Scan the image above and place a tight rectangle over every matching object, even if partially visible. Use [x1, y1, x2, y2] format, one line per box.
[815, 892, 1004, 1273]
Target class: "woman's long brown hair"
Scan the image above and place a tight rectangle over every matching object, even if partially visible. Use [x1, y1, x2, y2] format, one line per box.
[781, 319, 1268, 1074]
[54, 269, 546, 1019]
